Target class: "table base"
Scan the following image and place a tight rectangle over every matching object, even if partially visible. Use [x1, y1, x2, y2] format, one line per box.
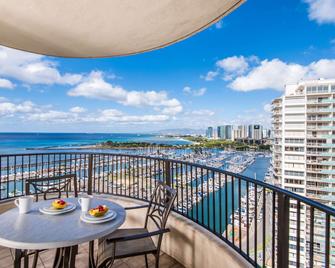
[13, 246, 78, 268]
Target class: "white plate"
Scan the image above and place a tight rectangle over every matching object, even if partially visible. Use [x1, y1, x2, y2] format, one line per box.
[42, 202, 75, 212]
[39, 203, 76, 215]
[80, 210, 117, 224]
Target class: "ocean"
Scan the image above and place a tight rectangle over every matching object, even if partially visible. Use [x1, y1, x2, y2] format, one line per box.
[0, 132, 192, 155]
[0, 132, 271, 230]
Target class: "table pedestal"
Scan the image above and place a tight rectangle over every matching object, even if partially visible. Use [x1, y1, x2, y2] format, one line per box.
[14, 246, 78, 268]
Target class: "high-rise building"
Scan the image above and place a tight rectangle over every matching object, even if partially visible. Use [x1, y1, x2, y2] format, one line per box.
[272, 79, 335, 268]
[217, 126, 225, 139]
[206, 127, 214, 139]
[225, 125, 232, 140]
[232, 125, 248, 140]
[248, 124, 263, 140]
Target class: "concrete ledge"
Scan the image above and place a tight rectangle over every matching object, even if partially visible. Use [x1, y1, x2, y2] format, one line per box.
[98, 194, 252, 268]
[0, 195, 251, 268]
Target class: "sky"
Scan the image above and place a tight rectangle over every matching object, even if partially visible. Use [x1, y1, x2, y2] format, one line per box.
[0, 0, 335, 133]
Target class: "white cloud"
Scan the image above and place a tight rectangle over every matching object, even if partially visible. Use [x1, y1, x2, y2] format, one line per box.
[0, 78, 14, 89]
[0, 97, 171, 125]
[201, 71, 219, 81]
[216, 56, 250, 76]
[304, 0, 335, 24]
[263, 103, 272, 113]
[183, 86, 207, 96]
[0, 101, 39, 116]
[0, 46, 82, 85]
[27, 110, 75, 122]
[229, 58, 335, 91]
[68, 71, 182, 115]
[190, 109, 215, 116]
[206, 55, 335, 91]
[69, 106, 86, 113]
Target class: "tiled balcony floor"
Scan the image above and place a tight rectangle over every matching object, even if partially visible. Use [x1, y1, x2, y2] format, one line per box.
[0, 243, 183, 268]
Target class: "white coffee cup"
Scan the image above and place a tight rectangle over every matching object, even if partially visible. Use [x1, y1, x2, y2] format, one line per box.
[14, 196, 33, 214]
[78, 196, 92, 212]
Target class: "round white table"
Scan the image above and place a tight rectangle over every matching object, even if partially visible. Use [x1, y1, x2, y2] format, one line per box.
[0, 197, 126, 268]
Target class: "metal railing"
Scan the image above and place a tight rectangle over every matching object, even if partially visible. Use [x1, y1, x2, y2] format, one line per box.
[1, 152, 335, 268]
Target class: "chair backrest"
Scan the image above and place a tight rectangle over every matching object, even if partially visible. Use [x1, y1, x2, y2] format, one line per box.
[25, 174, 78, 201]
[144, 181, 177, 230]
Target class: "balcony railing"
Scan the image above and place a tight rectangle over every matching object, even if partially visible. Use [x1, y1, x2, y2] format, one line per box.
[0, 152, 335, 268]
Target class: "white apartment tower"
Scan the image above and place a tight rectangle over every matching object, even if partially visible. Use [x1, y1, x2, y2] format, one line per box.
[272, 79, 335, 268]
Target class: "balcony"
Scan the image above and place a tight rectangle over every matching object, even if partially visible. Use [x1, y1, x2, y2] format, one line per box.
[307, 99, 334, 104]
[321, 170, 335, 175]
[320, 161, 335, 165]
[0, 152, 335, 268]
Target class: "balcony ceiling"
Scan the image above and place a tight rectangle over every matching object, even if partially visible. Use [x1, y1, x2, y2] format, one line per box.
[0, 0, 244, 58]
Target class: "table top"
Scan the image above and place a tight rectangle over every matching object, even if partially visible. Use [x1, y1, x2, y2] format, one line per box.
[0, 197, 126, 250]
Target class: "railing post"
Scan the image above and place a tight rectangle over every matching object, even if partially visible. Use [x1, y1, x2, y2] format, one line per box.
[87, 154, 93, 195]
[277, 192, 289, 267]
[164, 161, 171, 187]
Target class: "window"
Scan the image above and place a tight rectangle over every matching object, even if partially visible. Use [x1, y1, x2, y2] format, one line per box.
[285, 170, 304, 177]
[285, 138, 304, 144]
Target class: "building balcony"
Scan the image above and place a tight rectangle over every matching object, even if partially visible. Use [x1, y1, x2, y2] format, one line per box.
[307, 108, 335, 113]
[320, 170, 335, 174]
[321, 99, 335, 104]
[321, 144, 335, 148]
[307, 99, 334, 104]
[320, 161, 335, 165]
[320, 126, 335, 130]
[307, 125, 335, 130]
[320, 135, 335, 139]
[0, 152, 335, 268]
[320, 153, 335, 157]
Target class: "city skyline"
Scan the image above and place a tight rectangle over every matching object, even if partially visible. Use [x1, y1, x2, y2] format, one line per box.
[0, 0, 335, 132]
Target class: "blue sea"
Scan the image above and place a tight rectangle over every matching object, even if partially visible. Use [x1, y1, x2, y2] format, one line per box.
[0, 132, 192, 155]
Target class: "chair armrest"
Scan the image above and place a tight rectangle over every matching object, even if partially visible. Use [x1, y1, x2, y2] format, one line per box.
[106, 228, 170, 243]
[124, 204, 149, 210]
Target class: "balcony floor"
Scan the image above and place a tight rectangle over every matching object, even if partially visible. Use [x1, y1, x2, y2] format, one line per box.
[0, 243, 183, 268]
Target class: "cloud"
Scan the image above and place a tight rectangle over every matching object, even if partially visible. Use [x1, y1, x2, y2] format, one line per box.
[27, 110, 75, 122]
[69, 106, 86, 113]
[205, 55, 335, 91]
[0, 46, 82, 85]
[183, 86, 207, 96]
[0, 78, 14, 89]
[0, 97, 171, 125]
[201, 71, 219, 81]
[216, 56, 250, 76]
[230, 58, 335, 91]
[304, 0, 335, 24]
[0, 100, 39, 116]
[68, 71, 182, 115]
[190, 109, 215, 116]
[263, 103, 272, 113]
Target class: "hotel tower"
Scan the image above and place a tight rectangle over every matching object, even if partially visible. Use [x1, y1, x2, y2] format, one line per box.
[272, 79, 335, 267]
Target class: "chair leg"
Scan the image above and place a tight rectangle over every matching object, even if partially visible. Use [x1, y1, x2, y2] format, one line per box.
[14, 249, 22, 268]
[144, 254, 149, 268]
[155, 253, 160, 268]
[53, 248, 61, 268]
[32, 251, 39, 268]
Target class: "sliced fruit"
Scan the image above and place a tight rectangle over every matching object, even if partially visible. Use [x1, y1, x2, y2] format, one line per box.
[52, 199, 67, 209]
[89, 205, 109, 217]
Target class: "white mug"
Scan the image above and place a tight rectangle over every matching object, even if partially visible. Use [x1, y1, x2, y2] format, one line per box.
[78, 196, 92, 212]
[14, 196, 33, 214]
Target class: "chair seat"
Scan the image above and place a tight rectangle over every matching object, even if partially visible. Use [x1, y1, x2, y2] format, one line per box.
[98, 228, 157, 265]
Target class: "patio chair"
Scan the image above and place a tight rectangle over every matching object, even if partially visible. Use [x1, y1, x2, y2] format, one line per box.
[24, 174, 78, 268]
[96, 181, 177, 268]
[25, 174, 78, 201]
